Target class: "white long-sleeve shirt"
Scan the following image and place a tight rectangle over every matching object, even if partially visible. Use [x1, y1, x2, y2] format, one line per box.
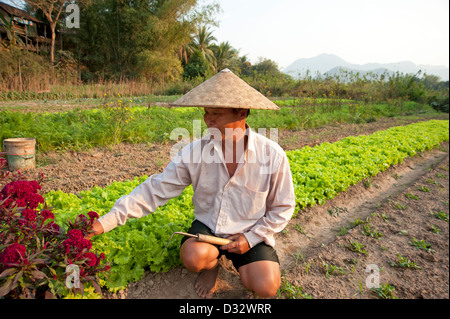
[98, 127, 296, 248]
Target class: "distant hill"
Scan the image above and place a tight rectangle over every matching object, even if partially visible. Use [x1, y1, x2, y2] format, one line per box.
[282, 53, 449, 81]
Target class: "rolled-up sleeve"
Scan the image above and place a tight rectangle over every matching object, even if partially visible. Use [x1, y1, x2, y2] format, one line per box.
[98, 156, 191, 233]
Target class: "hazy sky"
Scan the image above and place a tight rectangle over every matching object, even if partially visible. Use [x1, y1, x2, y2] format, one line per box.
[210, 0, 449, 69]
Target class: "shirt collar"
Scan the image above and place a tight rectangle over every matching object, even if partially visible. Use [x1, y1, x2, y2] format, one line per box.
[245, 124, 258, 163]
[246, 124, 256, 152]
[202, 124, 257, 164]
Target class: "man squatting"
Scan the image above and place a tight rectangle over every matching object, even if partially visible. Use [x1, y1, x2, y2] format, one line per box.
[88, 69, 296, 298]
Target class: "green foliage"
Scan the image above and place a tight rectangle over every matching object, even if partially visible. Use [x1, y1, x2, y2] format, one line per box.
[183, 50, 210, 79]
[431, 225, 441, 234]
[136, 50, 183, 83]
[322, 262, 345, 278]
[433, 211, 449, 222]
[287, 120, 449, 213]
[210, 41, 239, 72]
[362, 224, 383, 239]
[3, 100, 443, 153]
[345, 241, 368, 255]
[430, 96, 449, 113]
[390, 254, 421, 270]
[278, 277, 313, 299]
[405, 193, 419, 200]
[251, 58, 282, 76]
[185, 25, 217, 70]
[386, 71, 426, 102]
[0, 106, 206, 152]
[371, 283, 398, 299]
[409, 238, 435, 253]
[67, 0, 209, 81]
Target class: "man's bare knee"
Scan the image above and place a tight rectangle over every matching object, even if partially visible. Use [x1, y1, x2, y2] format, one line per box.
[180, 239, 219, 273]
[252, 278, 280, 298]
[239, 261, 281, 298]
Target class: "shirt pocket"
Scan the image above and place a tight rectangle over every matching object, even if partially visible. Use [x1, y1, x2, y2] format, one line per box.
[238, 186, 269, 220]
[192, 190, 215, 213]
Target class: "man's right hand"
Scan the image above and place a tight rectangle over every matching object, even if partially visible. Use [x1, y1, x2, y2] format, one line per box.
[87, 219, 104, 239]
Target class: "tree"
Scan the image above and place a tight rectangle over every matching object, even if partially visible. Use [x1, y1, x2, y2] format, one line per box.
[136, 50, 183, 83]
[182, 50, 210, 79]
[253, 58, 281, 75]
[24, 0, 87, 64]
[68, 0, 219, 81]
[210, 41, 238, 72]
[189, 25, 217, 69]
[236, 55, 252, 76]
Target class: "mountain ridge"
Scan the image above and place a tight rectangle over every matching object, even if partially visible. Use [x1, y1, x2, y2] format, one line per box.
[282, 53, 449, 81]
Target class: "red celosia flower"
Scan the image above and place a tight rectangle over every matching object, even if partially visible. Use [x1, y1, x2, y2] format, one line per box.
[67, 229, 84, 239]
[77, 214, 88, 223]
[78, 238, 92, 251]
[82, 253, 98, 267]
[62, 230, 92, 255]
[27, 193, 44, 209]
[1, 181, 33, 198]
[0, 180, 44, 209]
[19, 209, 37, 228]
[21, 209, 37, 222]
[0, 243, 27, 268]
[28, 181, 41, 192]
[88, 211, 99, 220]
[40, 210, 55, 221]
[1, 197, 13, 207]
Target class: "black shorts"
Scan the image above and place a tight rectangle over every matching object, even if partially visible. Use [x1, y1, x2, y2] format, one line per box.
[180, 220, 279, 270]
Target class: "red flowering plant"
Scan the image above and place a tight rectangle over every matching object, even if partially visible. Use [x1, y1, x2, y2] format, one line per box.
[0, 156, 8, 179]
[0, 170, 110, 298]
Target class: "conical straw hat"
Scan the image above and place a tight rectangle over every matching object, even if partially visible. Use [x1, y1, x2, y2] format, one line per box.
[169, 68, 280, 110]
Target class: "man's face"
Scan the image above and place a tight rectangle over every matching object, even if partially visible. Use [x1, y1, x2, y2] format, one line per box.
[203, 108, 246, 134]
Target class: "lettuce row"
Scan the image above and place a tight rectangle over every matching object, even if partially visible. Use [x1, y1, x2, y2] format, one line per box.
[288, 120, 448, 213]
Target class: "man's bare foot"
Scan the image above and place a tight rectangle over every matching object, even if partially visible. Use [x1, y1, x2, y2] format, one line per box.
[194, 261, 219, 298]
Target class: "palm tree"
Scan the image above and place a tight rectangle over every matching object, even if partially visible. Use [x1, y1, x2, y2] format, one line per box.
[237, 55, 252, 76]
[211, 41, 238, 72]
[189, 25, 217, 69]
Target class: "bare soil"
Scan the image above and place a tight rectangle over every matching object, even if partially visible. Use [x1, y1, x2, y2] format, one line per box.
[1, 117, 448, 299]
[278, 147, 449, 299]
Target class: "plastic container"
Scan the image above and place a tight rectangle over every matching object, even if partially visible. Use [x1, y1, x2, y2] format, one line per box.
[2, 138, 36, 171]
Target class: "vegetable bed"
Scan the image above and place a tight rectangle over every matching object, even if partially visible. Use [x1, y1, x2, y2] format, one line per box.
[43, 120, 449, 291]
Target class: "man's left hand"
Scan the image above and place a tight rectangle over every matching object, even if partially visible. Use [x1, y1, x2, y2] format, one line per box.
[220, 233, 250, 254]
